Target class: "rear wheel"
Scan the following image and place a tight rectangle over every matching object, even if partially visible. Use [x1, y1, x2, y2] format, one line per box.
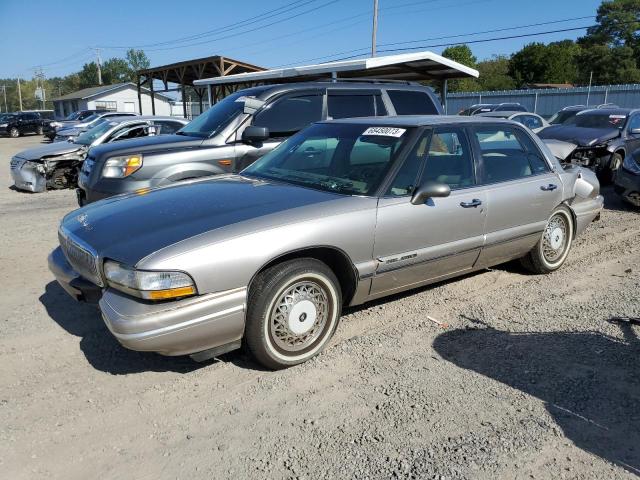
[245, 258, 342, 370]
[9, 127, 19, 138]
[521, 206, 574, 274]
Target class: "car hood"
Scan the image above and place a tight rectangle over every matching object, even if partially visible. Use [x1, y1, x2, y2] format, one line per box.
[56, 127, 81, 137]
[88, 133, 203, 160]
[15, 141, 84, 161]
[61, 175, 354, 266]
[537, 125, 620, 146]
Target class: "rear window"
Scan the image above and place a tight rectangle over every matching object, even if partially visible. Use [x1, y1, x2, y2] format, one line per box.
[387, 90, 438, 115]
[327, 93, 377, 119]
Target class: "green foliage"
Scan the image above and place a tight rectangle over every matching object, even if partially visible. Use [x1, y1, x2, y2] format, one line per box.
[441, 45, 481, 92]
[126, 49, 151, 77]
[477, 55, 516, 91]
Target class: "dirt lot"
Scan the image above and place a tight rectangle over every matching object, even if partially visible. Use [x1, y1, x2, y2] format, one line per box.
[1, 135, 639, 479]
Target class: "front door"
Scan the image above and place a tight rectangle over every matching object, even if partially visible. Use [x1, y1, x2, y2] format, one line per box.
[371, 127, 487, 296]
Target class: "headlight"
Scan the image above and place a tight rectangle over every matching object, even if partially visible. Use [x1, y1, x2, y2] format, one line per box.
[0, 123, 7, 127]
[622, 154, 640, 175]
[104, 260, 196, 300]
[102, 154, 143, 178]
[50, 121, 62, 128]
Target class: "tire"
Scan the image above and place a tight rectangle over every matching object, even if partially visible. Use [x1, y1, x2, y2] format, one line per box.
[36, 126, 43, 135]
[520, 206, 574, 274]
[245, 258, 342, 370]
[9, 127, 19, 138]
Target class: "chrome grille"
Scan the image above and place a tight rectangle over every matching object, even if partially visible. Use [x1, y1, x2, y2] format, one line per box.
[58, 229, 103, 287]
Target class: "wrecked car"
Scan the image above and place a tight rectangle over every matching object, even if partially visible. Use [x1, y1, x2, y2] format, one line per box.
[49, 116, 602, 369]
[10, 116, 188, 192]
[538, 108, 640, 179]
[44, 110, 109, 140]
[53, 111, 138, 142]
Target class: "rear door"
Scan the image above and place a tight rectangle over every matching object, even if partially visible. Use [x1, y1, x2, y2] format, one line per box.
[471, 124, 562, 267]
[234, 90, 324, 171]
[371, 126, 487, 296]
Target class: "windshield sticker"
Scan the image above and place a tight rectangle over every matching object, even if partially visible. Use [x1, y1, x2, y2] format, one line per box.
[609, 114, 626, 119]
[362, 127, 406, 137]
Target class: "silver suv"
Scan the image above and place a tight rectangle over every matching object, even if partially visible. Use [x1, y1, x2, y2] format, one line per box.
[76, 81, 442, 205]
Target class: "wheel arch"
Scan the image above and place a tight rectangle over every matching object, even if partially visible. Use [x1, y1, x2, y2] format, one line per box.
[248, 246, 359, 306]
[560, 201, 579, 239]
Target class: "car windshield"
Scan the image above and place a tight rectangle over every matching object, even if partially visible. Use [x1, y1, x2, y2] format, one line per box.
[177, 87, 268, 138]
[75, 120, 119, 145]
[0, 113, 14, 122]
[549, 110, 579, 125]
[82, 113, 101, 124]
[574, 112, 628, 129]
[64, 112, 81, 121]
[243, 122, 410, 196]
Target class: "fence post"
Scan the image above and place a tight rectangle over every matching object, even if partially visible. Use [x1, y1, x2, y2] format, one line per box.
[534, 92, 538, 113]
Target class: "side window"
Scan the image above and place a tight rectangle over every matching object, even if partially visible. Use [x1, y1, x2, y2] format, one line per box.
[387, 90, 439, 115]
[327, 92, 377, 119]
[475, 127, 548, 184]
[627, 115, 640, 133]
[253, 94, 322, 137]
[386, 128, 474, 196]
[517, 115, 542, 130]
[111, 125, 146, 142]
[155, 121, 183, 135]
[375, 95, 387, 116]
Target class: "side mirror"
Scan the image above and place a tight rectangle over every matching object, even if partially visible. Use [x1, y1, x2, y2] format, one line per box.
[410, 181, 451, 205]
[630, 127, 640, 135]
[242, 126, 269, 144]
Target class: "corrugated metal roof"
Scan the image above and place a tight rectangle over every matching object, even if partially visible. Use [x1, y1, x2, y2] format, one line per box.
[53, 82, 174, 102]
[193, 51, 479, 87]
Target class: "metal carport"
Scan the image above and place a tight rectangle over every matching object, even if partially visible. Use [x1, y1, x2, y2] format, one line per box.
[193, 51, 479, 113]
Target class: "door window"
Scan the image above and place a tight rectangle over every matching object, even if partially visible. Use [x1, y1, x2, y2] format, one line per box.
[327, 92, 378, 119]
[155, 121, 184, 135]
[386, 128, 474, 196]
[253, 94, 323, 137]
[627, 115, 640, 133]
[387, 90, 439, 115]
[475, 127, 549, 183]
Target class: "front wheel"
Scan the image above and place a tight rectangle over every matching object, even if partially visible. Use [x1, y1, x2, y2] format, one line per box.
[245, 258, 342, 370]
[520, 206, 574, 274]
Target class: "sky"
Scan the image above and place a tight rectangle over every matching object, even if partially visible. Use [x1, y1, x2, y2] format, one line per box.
[0, 0, 603, 79]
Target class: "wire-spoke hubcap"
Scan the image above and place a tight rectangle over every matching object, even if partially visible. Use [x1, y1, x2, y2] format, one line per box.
[270, 281, 329, 352]
[543, 214, 569, 263]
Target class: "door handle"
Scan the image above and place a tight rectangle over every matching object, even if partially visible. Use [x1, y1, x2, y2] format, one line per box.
[460, 199, 482, 208]
[540, 183, 558, 191]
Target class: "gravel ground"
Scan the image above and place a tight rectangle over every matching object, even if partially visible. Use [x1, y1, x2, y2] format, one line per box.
[1, 135, 639, 480]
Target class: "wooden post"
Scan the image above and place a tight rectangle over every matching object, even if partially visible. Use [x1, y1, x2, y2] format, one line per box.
[149, 78, 156, 115]
[137, 75, 143, 114]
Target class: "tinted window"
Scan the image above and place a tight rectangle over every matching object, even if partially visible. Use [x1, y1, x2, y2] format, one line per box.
[627, 115, 640, 132]
[254, 94, 322, 137]
[496, 104, 526, 112]
[327, 93, 376, 119]
[475, 127, 548, 183]
[387, 90, 438, 115]
[155, 121, 183, 135]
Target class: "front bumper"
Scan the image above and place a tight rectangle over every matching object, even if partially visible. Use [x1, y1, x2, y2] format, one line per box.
[78, 175, 160, 205]
[99, 287, 246, 356]
[614, 168, 640, 207]
[10, 158, 46, 192]
[48, 247, 103, 303]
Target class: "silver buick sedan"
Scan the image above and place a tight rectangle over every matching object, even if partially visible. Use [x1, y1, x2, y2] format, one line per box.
[49, 116, 603, 369]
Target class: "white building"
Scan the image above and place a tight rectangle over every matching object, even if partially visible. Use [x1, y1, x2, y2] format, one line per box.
[52, 82, 176, 118]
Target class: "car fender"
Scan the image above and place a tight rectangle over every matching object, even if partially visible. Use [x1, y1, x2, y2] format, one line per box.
[157, 163, 227, 184]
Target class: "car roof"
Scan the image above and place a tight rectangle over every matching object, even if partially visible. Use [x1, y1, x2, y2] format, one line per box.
[478, 111, 536, 118]
[252, 80, 435, 99]
[105, 115, 188, 123]
[325, 115, 515, 127]
[576, 108, 638, 116]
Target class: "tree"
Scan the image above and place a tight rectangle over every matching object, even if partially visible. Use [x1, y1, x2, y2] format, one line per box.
[102, 58, 132, 84]
[584, 0, 640, 48]
[477, 55, 516, 91]
[126, 49, 151, 81]
[508, 41, 580, 86]
[576, 44, 640, 84]
[441, 45, 481, 92]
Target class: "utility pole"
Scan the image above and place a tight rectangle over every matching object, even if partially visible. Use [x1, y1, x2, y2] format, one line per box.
[0, 85, 7, 112]
[94, 48, 103, 85]
[586, 71, 593, 106]
[17, 77, 23, 111]
[371, 0, 379, 57]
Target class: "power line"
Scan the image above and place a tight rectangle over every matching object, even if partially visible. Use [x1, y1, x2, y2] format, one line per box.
[31, 48, 92, 68]
[275, 16, 595, 67]
[97, 0, 322, 49]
